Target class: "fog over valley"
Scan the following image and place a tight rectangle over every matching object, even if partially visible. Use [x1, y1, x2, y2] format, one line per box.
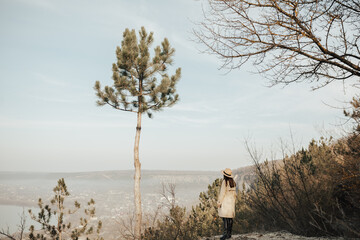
[0, 170, 221, 236]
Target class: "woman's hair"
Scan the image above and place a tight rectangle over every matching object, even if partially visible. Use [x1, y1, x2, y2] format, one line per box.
[224, 175, 236, 188]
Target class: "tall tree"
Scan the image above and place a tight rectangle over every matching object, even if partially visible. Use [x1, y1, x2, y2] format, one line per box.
[94, 27, 181, 239]
[195, 0, 360, 89]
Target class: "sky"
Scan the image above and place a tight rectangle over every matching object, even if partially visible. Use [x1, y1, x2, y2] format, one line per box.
[0, 0, 358, 172]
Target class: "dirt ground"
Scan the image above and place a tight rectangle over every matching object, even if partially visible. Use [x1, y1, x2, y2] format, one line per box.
[202, 231, 348, 240]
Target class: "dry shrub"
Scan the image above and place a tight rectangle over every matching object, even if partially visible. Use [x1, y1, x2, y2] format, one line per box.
[246, 135, 360, 238]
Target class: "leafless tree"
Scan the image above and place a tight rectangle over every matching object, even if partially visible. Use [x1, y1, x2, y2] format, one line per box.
[195, 0, 360, 89]
[0, 228, 16, 240]
[114, 198, 165, 240]
[0, 209, 27, 240]
[160, 182, 177, 209]
[114, 211, 136, 240]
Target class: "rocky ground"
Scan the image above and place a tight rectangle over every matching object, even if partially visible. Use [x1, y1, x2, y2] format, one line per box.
[202, 231, 348, 240]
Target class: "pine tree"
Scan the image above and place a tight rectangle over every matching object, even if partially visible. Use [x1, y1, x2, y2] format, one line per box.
[187, 178, 223, 237]
[344, 96, 360, 133]
[94, 27, 181, 239]
[28, 178, 103, 240]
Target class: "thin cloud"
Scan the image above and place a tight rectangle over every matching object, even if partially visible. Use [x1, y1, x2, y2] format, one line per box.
[35, 73, 68, 87]
[171, 102, 219, 113]
[0, 117, 133, 128]
[29, 95, 73, 103]
[14, 0, 56, 10]
[163, 115, 221, 125]
[221, 122, 310, 130]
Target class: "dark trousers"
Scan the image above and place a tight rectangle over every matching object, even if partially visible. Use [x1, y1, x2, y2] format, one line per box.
[220, 217, 233, 239]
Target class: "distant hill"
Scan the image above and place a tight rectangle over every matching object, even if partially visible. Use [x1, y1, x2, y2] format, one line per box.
[0, 170, 220, 181]
[0, 167, 260, 181]
[232, 160, 283, 189]
[232, 165, 256, 189]
[0, 166, 262, 189]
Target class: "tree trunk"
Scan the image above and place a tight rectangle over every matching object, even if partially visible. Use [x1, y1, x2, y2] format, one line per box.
[58, 199, 62, 240]
[134, 111, 142, 240]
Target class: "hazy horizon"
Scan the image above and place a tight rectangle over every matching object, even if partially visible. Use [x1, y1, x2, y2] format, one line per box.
[0, 169, 224, 173]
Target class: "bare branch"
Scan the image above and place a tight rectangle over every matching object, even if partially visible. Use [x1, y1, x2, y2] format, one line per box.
[196, 0, 360, 89]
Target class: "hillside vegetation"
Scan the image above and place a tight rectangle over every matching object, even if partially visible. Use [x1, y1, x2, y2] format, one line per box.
[142, 98, 360, 240]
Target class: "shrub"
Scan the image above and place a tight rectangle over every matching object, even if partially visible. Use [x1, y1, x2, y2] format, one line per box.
[246, 135, 360, 238]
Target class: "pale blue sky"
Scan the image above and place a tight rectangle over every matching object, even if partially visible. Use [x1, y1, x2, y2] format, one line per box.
[0, 0, 357, 172]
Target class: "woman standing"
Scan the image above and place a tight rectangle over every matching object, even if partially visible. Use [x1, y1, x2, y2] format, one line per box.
[217, 168, 237, 240]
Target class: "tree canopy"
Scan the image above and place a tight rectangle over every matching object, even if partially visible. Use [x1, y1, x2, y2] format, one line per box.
[94, 27, 181, 118]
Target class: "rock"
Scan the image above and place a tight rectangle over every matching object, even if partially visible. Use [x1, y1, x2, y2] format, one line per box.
[202, 231, 345, 240]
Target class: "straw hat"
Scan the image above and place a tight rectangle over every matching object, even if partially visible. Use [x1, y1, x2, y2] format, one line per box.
[221, 168, 233, 178]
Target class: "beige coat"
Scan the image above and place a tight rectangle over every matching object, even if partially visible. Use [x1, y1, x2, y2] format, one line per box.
[217, 180, 237, 218]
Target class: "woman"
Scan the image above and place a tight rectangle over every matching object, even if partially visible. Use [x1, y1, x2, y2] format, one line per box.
[217, 168, 237, 240]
